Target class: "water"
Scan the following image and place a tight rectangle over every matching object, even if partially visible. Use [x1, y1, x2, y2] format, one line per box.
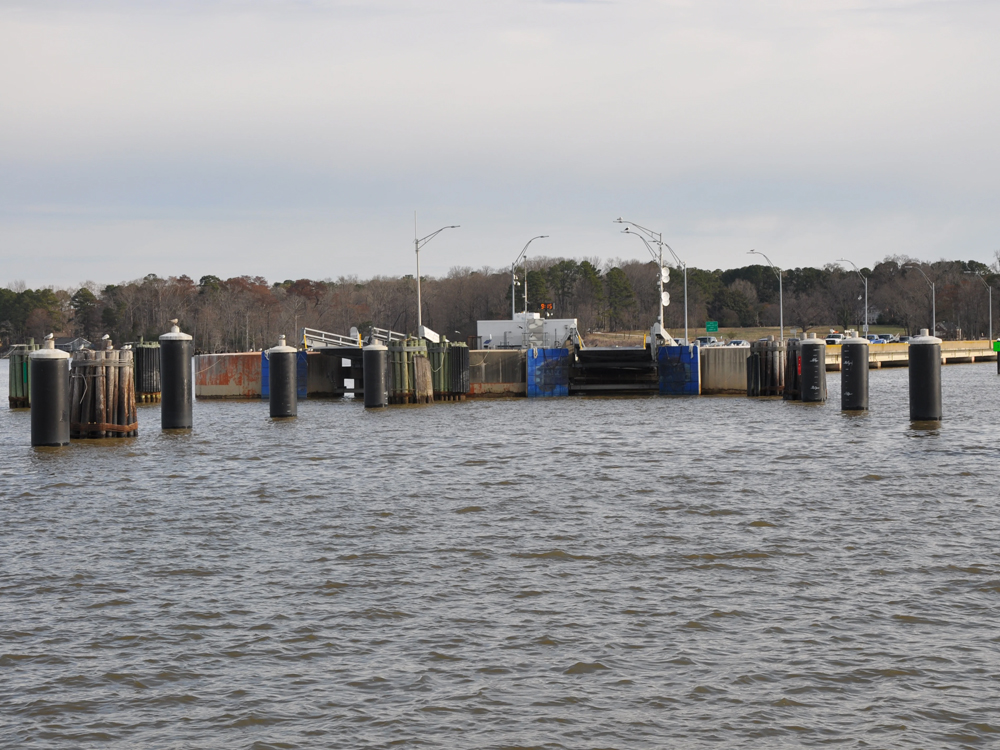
[3, 363, 1000, 749]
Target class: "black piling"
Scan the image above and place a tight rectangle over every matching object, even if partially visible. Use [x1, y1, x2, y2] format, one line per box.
[841, 335, 869, 411]
[783, 338, 801, 400]
[268, 336, 298, 418]
[363, 343, 389, 408]
[909, 328, 942, 421]
[159, 322, 193, 430]
[800, 334, 827, 403]
[29, 338, 70, 447]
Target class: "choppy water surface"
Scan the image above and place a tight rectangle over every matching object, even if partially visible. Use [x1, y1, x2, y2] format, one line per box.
[3, 363, 1000, 749]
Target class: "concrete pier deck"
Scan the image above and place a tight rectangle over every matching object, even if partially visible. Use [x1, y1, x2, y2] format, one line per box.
[824, 340, 997, 371]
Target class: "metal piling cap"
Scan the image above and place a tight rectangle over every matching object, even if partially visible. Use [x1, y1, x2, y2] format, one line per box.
[909, 328, 942, 345]
[30, 334, 69, 360]
[269, 335, 298, 354]
[160, 320, 193, 341]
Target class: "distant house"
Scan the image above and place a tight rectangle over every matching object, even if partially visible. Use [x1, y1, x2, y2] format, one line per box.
[54, 337, 91, 352]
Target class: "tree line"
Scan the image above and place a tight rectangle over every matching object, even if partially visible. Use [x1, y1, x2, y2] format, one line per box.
[2, 254, 998, 352]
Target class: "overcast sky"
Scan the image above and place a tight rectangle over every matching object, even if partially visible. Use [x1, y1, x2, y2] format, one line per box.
[2, 0, 999, 288]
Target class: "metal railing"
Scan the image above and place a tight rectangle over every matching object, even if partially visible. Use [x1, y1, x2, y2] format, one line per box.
[301, 327, 361, 349]
[369, 327, 407, 344]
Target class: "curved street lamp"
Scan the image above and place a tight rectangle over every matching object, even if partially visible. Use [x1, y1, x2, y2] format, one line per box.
[414, 218, 459, 331]
[749, 250, 783, 341]
[613, 218, 688, 344]
[511, 236, 549, 318]
[905, 263, 935, 334]
[837, 258, 869, 335]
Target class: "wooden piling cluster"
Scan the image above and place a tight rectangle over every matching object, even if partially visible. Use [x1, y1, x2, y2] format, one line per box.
[783, 339, 801, 400]
[746, 338, 785, 397]
[8, 341, 37, 408]
[70, 349, 138, 438]
[388, 338, 429, 404]
[427, 341, 469, 401]
[386, 338, 470, 404]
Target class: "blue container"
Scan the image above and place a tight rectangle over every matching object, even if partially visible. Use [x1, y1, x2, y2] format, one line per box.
[527, 348, 569, 398]
[657, 345, 700, 395]
[261, 350, 307, 399]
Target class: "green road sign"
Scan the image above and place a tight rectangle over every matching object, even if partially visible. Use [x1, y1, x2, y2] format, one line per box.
[706, 321, 719, 333]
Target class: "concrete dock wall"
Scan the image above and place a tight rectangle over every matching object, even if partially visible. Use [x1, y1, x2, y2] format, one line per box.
[469, 349, 526, 396]
[700, 340, 997, 393]
[700, 346, 748, 394]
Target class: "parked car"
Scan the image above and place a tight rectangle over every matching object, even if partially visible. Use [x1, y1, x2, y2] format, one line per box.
[898, 335, 911, 343]
[866, 334, 884, 344]
[727, 339, 750, 347]
[825, 332, 845, 345]
[879, 334, 897, 342]
[695, 336, 719, 347]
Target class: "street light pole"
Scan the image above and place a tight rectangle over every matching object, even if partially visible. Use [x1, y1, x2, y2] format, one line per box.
[511, 235, 548, 318]
[905, 263, 936, 334]
[749, 250, 783, 341]
[837, 258, 869, 335]
[414, 216, 459, 331]
[614, 218, 688, 343]
[965, 270, 993, 341]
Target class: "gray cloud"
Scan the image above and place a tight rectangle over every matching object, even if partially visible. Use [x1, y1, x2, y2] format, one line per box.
[1, 0, 998, 286]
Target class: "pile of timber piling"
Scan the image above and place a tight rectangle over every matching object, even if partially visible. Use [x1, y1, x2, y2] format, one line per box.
[133, 342, 161, 402]
[8, 341, 37, 408]
[427, 340, 470, 401]
[70, 349, 138, 438]
[747, 337, 785, 397]
[389, 337, 432, 404]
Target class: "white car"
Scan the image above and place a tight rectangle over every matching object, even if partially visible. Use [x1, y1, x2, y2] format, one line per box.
[727, 339, 750, 347]
[825, 333, 845, 345]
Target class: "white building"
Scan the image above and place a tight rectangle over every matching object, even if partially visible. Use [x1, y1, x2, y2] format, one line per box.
[477, 313, 581, 350]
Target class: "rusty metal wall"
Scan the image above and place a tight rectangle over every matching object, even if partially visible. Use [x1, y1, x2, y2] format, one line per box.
[194, 352, 262, 399]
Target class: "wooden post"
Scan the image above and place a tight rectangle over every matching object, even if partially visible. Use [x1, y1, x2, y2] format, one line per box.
[107, 350, 119, 430]
[80, 351, 93, 437]
[125, 350, 137, 436]
[69, 354, 81, 439]
[94, 350, 106, 438]
[414, 355, 434, 404]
